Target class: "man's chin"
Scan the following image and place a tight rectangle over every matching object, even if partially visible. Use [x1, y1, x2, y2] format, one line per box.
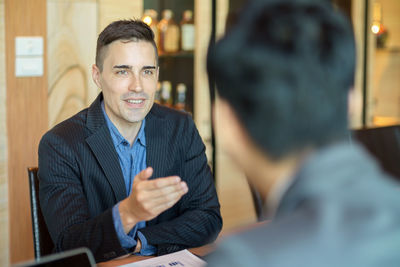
[123, 111, 148, 123]
[127, 117, 145, 123]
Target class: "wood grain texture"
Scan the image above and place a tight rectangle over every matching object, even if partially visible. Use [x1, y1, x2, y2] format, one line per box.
[0, 0, 9, 266]
[194, 0, 212, 161]
[216, 142, 257, 232]
[5, 0, 48, 264]
[47, 0, 98, 127]
[98, 0, 142, 33]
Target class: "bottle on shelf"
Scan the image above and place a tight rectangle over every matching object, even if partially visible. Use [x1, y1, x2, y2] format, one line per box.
[175, 83, 187, 111]
[158, 9, 180, 54]
[142, 9, 159, 48]
[180, 10, 195, 52]
[161, 80, 173, 107]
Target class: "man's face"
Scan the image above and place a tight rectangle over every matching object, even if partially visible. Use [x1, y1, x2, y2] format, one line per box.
[92, 40, 158, 129]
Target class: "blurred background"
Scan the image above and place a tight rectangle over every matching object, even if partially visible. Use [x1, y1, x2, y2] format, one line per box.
[0, 0, 399, 266]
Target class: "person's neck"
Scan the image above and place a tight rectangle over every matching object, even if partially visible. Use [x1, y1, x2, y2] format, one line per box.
[106, 115, 142, 145]
[244, 147, 311, 205]
[118, 121, 142, 146]
[104, 105, 142, 146]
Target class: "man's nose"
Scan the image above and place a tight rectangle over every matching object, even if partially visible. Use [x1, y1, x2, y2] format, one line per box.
[128, 74, 143, 92]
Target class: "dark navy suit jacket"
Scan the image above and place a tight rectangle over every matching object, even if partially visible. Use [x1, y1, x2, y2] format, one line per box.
[38, 93, 222, 262]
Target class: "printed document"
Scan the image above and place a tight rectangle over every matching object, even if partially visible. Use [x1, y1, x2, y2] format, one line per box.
[119, 249, 207, 267]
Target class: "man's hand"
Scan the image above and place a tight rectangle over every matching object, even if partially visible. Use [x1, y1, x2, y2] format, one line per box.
[119, 167, 188, 234]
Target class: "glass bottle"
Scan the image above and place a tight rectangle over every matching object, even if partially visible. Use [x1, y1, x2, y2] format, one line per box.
[175, 83, 187, 111]
[180, 10, 195, 52]
[142, 9, 159, 49]
[161, 81, 173, 107]
[158, 9, 180, 53]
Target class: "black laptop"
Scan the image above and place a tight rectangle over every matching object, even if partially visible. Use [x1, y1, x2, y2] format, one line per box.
[13, 247, 96, 267]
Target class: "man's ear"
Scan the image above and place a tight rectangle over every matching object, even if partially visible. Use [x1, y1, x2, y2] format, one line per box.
[92, 64, 101, 89]
[214, 98, 253, 153]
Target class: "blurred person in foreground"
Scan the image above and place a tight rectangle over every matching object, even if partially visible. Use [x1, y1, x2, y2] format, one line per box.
[38, 19, 221, 263]
[206, 0, 400, 266]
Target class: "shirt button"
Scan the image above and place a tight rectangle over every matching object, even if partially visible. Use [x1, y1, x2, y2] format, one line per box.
[122, 141, 129, 146]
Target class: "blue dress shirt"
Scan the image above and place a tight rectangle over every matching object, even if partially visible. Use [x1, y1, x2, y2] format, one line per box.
[101, 102, 156, 255]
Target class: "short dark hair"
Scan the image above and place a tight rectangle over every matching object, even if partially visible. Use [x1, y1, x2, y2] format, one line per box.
[96, 19, 158, 71]
[207, 0, 356, 159]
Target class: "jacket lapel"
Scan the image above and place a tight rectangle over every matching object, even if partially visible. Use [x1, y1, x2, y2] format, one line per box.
[145, 104, 168, 181]
[85, 93, 127, 202]
[145, 105, 169, 226]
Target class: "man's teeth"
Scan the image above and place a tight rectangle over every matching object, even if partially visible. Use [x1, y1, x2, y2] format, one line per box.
[127, 99, 143, 104]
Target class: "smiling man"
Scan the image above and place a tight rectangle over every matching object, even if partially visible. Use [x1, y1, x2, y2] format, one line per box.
[38, 20, 222, 263]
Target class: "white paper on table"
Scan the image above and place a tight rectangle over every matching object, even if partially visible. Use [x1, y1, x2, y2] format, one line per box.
[118, 249, 207, 267]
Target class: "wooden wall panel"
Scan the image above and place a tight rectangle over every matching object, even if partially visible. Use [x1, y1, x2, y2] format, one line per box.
[5, 0, 48, 264]
[194, 0, 213, 162]
[47, 0, 98, 127]
[98, 0, 142, 33]
[0, 0, 9, 266]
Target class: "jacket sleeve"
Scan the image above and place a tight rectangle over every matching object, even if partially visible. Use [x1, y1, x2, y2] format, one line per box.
[139, 115, 223, 255]
[38, 132, 127, 262]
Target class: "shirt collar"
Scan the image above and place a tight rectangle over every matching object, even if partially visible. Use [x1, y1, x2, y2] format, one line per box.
[101, 100, 146, 148]
[136, 119, 146, 147]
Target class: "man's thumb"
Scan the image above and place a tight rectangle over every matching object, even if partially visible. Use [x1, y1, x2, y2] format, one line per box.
[136, 167, 153, 181]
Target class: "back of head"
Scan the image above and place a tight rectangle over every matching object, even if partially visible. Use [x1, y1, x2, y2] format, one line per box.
[96, 19, 157, 71]
[208, 0, 356, 159]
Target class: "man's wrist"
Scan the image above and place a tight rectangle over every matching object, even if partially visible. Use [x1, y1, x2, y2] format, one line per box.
[134, 238, 142, 253]
[119, 200, 138, 234]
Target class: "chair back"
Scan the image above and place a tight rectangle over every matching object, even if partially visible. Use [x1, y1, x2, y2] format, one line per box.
[27, 167, 54, 259]
[353, 125, 400, 180]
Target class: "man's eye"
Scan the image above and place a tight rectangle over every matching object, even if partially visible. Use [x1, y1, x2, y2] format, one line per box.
[143, 69, 154, 75]
[116, 70, 128, 75]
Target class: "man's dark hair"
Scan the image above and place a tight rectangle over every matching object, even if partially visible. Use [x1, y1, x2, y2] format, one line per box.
[207, 0, 356, 159]
[96, 19, 158, 71]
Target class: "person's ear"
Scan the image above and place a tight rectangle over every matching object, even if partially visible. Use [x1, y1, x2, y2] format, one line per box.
[214, 98, 252, 152]
[92, 64, 101, 89]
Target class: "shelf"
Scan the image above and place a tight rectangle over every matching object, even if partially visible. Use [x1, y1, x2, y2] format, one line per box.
[159, 51, 194, 58]
[144, 0, 195, 116]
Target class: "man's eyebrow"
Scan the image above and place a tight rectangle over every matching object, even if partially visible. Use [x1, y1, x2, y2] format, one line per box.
[143, 66, 156, 70]
[113, 65, 131, 69]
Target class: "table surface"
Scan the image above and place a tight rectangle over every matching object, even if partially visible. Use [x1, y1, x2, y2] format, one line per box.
[97, 221, 268, 267]
[97, 243, 216, 267]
